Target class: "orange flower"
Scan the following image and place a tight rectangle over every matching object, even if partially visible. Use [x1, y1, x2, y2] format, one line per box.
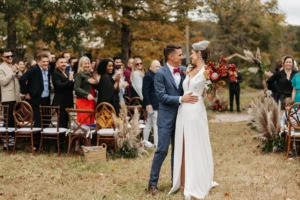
[203, 71, 210, 78]
[219, 80, 226, 86]
[220, 71, 227, 77]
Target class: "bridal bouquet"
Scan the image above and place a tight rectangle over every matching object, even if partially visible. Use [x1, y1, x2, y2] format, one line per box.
[204, 55, 237, 95]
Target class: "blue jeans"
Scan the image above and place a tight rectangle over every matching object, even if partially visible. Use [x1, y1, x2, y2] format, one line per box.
[149, 126, 175, 186]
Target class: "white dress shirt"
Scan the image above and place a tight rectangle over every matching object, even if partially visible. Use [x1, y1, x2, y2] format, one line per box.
[166, 63, 182, 103]
[167, 63, 181, 88]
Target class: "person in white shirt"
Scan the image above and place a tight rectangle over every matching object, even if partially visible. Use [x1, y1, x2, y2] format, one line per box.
[130, 58, 145, 99]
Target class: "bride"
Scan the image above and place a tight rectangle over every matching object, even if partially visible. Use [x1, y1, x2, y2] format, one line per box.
[169, 40, 217, 200]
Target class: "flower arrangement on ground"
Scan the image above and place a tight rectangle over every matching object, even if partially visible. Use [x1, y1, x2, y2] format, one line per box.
[112, 101, 147, 158]
[248, 95, 284, 153]
[204, 55, 237, 95]
[212, 96, 228, 112]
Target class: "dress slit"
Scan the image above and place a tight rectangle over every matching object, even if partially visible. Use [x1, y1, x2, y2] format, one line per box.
[180, 128, 185, 193]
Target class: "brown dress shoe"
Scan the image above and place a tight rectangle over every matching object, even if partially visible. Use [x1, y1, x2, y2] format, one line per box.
[148, 184, 159, 196]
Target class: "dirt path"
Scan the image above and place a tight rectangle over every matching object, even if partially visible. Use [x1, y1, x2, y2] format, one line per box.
[209, 113, 252, 123]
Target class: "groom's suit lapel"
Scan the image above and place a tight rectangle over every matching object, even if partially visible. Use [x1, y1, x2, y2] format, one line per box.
[163, 65, 178, 89]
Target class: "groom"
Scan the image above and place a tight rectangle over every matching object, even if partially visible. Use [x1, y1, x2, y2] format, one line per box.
[148, 44, 198, 195]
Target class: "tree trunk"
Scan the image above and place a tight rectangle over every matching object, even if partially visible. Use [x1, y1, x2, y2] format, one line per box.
[121, 1, 131, 63]
[6, 15, 17, 53]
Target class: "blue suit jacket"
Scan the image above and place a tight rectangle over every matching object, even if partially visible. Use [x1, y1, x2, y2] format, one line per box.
[154, 65, 185, 129]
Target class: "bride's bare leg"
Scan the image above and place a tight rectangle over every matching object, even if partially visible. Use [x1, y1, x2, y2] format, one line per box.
[180, 136, 185, 193]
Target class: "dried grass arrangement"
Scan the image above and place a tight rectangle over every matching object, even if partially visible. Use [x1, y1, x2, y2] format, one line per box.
[112, 101, 147, 158]
[249, 95, 284, 152]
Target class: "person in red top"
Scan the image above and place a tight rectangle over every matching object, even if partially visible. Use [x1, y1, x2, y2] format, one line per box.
[74, 56, 97, 123]
[124, 58, 134, 98]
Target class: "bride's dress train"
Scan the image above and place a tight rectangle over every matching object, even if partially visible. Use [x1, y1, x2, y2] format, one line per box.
[169, 67, 217, 199]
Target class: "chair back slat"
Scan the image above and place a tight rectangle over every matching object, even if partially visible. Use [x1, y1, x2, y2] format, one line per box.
[66, 108, 94, 136]
[13, 101, 33, 128]
[0, 104, 9, 128]
[95, 102, 116, 129]
[126, 105, 145, 122]
[39, 105, 60, 131]
[130, 97, 142, 106]
[288, 103, 300, 130]
[124, 96, 131, 106]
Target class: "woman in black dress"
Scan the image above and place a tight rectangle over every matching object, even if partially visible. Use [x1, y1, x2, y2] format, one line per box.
[96, 58, 120, 114]
[267, 56, 297, 110]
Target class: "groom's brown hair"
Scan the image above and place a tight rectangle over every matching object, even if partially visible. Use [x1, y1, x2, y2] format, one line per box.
[163, 44, 182, 62]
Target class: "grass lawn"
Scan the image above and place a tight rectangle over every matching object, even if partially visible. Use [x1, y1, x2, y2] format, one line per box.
[1, 88, 300, 200]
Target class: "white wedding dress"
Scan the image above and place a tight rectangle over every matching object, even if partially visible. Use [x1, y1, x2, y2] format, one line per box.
[169, 67, 216, 199]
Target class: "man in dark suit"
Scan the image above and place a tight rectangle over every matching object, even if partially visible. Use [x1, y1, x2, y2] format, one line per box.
[19, 52, 51, 127]
[148, 45, 198, 195]
[142, 60, 161, 147]
[52, 57, 74, 128]
[229, 69, 243, 112]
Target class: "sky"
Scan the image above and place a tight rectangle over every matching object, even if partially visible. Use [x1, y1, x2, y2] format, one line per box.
[278, 0, 300, 25]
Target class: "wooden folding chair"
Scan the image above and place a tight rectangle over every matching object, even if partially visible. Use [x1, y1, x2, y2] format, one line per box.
[286, 103, 300, 159]
[130, 97, 142, 106]
[0, 105, 14, 153]
[13, 101, 41, 154]
[95, 102, 118, 152]
[39, 105, 67, 155]
[66, 108, 94, 154]
[124, 96, 131, 106]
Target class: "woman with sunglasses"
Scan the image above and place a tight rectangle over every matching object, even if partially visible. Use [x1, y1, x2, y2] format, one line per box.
[130, 58, 145, 99]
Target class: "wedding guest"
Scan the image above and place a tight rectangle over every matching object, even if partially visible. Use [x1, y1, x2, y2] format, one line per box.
[0, 49, 21, 127]
[265, 56, 286, 78]
[25, 59, 37, 69]
[131, 57, 145, 99]
[0, 49, 21, 150]
[62, 52, 72, 75]
[267, 56, 297, 110]
[291, 62, 300, 103]
[267, 60, 283, 102]
[72, 61, 79, 76]
[50, 53, 56, 63]
[70, 57, 78, 68]
[229, 68, 242, 112]
[74, 56, 97, 123]
[52, 57, 74, 128]
[279, 98, 296, 137]
[91, 60, 96, 71]
[19, 52, 51, 127]
[17, 60, 26, 75]
[118, 63, 129, 103]
[96, 58, 120, 114]
[113, 56, 122, 69]
[124, 58, 134, 98]
[142, 60, 161, 147]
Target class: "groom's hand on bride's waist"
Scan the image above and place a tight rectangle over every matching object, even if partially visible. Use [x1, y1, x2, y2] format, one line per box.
[181, 92, 198, 103]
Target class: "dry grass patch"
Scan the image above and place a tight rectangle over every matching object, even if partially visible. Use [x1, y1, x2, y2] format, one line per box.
[1, 121, 300, 199]
[1, 89, 300, 200]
